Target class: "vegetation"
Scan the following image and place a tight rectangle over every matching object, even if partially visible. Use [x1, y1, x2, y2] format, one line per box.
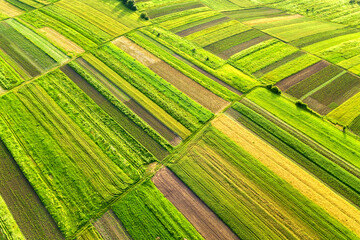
[2, 0, 360, 239]
[112, 180, 204, 240]
[169, 127, 358, 239]
[0, 195, 25, 240]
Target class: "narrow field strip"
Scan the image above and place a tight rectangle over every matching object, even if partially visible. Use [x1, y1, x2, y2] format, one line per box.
[82, 53, 191, 140]
[153, 167, 239, 240]
[276, 60, 329, 92]
[113, 37, 229, 113]
[38, 27, 84, 54]
[112, 179, 205, 240]
[0, 139, 63, 239]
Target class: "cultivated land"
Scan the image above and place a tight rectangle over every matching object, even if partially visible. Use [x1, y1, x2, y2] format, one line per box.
[1, 0, 360, 239]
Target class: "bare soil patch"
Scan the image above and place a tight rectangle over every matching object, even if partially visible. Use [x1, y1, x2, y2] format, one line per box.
[94, 210, 131, 240]
[152, 167, 239, 240]
[219, 35, 272, 59]
[303, 96, 332, 115]
[39, 27, 84, 54]
[177, 17, 230, 37]
[112, 37, 160, 66]
[276, 60, 329, 91]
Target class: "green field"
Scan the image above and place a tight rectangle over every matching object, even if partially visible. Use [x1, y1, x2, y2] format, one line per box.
[1, 0, 360, 239]
[168, 126, 358, 239]
[112, 180, 204, 240]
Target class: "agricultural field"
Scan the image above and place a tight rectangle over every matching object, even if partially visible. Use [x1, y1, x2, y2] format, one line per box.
[167, 126, 358, 239]
[1, 0, 360, 239]
[0, 18, 68, 81]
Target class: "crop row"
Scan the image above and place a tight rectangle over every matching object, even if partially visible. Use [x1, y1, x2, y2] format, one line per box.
[185, 20, 250, 47]
[247, 88, 360, 170]
[169, 126, 357, 239]
[230, 39, 298, 75]
[0, 194, 25, 240]
[159, 9, 219, 31]
[82, 52, 191, 139]
[147, 1, 204, 19]
[232, 102, 360, 208]
[68, 59, 172, 158]
[139, 27, 259, 91]
[92, 43, 213, 132]
[286, 65, 343, 99]
[127, 31, 239, 101]
[112, 180, 203, 240]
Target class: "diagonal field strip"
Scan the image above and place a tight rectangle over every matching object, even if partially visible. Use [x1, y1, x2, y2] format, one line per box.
[301, 70, 346, 100]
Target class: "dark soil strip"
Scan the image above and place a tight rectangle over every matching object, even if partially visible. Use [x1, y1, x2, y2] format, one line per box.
[0, 36, 40, 77]
[254, 51, 305, 78]
[177, 17, 230, 37]
[0, 140, 64, 240]
[303, 97, 332, 115]
[173, 54, 242, 95]
[276, 60, 329, 91]
[152, 167, 240, 240]
[76, 58, 182, 146]
[94, 210, 131, 240]
[60, 65, 170, 159]
[218, 35, 272, 59]
[241, 98, 360, 179]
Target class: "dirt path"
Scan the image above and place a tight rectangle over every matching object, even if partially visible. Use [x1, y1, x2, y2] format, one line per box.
[94, 210, 131, 240]
[152, 167, 239, 240]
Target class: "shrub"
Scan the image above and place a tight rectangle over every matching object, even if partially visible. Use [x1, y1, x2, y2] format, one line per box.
[266, 84, 281, 95]
[140, 12, 149, 20]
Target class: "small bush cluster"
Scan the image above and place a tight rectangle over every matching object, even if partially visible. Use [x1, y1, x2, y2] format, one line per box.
[140, 12, 149, 20]
[122, 0, 137, 11]
[266, 84, 281, 95]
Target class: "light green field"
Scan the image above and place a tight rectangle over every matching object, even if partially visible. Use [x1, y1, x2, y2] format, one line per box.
[247, 88, 360, 169]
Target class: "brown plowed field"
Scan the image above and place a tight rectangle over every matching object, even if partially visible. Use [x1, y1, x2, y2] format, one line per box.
[276, 60, 329, 91]
[152, 167, 239, 240]
[0, 140, 63, 240]
[303, 96, 332, 115]
[149, 62, 229, 113]
[94, 210, 131, 240]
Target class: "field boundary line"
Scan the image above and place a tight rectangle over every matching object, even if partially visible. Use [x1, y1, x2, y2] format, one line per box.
[300, 70, 346, 100]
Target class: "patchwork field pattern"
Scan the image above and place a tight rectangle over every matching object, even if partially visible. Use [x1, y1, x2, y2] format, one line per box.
[1, 0, 360, 239]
